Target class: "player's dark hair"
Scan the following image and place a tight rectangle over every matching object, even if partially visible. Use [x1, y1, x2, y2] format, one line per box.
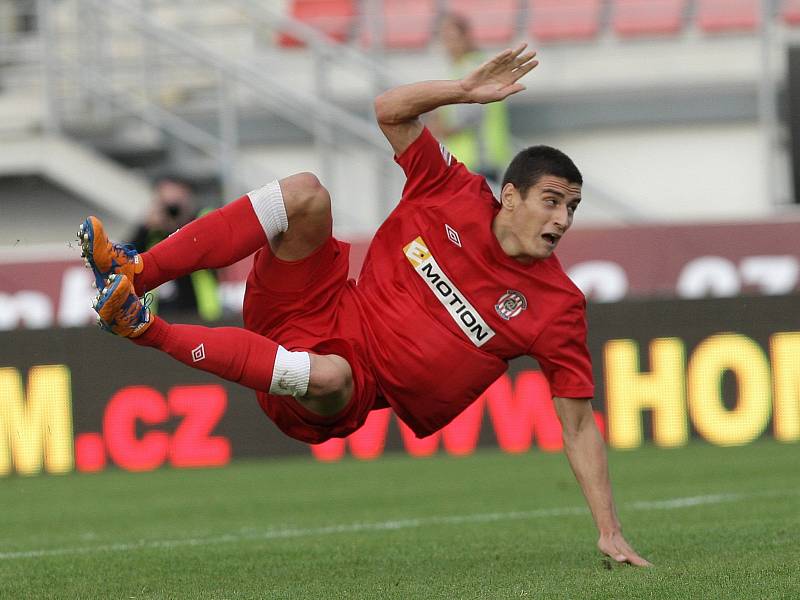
[501, 146, 582, 197]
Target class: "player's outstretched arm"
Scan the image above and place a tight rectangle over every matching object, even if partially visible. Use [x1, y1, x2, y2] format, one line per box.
[553, 396, 653, 567]
[374, 44, 538, 156]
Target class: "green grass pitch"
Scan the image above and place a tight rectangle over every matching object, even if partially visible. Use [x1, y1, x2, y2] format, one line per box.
[1, 440, 798, 599]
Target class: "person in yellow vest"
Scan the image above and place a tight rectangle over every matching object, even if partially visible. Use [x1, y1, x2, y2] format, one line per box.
[428, 13, 513, 185]
[129, 175, 222, 322]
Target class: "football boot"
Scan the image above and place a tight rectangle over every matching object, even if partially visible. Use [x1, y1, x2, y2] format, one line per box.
[78, 216, 143, 289]
[92, 273, 152, 338]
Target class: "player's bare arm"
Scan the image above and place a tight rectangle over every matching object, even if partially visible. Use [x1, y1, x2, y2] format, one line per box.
[374, 44, 538, 156]
[553, 396, 653, 567]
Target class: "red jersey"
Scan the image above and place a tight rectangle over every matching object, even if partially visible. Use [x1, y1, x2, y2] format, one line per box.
[354, 128, 594, 437]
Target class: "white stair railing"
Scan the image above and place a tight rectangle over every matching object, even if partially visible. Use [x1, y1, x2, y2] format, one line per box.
[36, 0, 396, 208]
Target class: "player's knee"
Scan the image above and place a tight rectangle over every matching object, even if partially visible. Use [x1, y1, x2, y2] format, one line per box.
[308, 354, 352, 397]
[282, 172, 331, 222]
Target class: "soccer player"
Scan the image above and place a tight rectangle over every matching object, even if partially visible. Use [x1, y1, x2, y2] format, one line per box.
[79, 44, 651, 567]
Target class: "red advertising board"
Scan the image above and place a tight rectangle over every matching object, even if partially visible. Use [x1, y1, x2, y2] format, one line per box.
[555, 219, 800, 301]
[1, 219, 798, 331]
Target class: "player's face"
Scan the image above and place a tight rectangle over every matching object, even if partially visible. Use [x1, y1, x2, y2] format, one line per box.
[506, 175, 582, 261]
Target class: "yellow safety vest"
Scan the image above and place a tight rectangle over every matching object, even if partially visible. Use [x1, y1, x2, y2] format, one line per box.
[440, 51, 512, 175]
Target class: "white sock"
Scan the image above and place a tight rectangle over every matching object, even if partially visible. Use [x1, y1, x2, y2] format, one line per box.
[270, 346, 310, 397]
[247, 180, 289, 245]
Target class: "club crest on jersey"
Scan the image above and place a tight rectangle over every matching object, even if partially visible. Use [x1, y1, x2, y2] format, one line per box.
[495, 290, 527, 320]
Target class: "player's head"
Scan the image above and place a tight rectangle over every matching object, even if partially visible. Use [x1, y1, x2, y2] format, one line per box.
[501, 145, 582, 198]
[496, 146, 582, 262]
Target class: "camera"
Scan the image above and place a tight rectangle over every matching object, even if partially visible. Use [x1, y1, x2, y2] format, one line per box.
[164, 203, 182, 218]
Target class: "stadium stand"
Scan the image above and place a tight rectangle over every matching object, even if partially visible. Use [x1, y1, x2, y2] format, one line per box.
[279, 0, 356, 47]
[277, 0, 800, 50]
[444, 0, 518, 46]
[1, 0, 797, 248]
[528, 0, 603, 42]
[782, 0, 800, 25]
[613, 0, 687, 37]
[359, 0, 438, 49]
[696, 0, 759, 33]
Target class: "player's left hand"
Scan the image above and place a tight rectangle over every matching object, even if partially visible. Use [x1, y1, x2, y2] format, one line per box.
[597, 530, 653, 567]
[460, 43, 538, 104]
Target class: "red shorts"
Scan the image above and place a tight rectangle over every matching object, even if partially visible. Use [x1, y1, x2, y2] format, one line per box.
[242, 237, 378, 444]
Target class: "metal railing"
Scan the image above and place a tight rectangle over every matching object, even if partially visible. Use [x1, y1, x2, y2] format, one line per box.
[31, 0, 395, 208]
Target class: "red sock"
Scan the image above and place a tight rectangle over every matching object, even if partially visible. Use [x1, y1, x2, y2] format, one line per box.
[133, 316, 277, 393]
[134, 195, 267, 295]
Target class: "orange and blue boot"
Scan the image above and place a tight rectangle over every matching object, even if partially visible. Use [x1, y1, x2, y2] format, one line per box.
[93, 273, 153, 338]
[77, 216, 143, 290]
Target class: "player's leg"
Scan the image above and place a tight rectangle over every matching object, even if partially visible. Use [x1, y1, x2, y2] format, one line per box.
[77, 196, 267, 292]
[268, 172, 333, 261]
[136, 172, 334, 289]
[140, 318, 353, 416]
[241, 173, 342, 336]
[78, 171, 331, 293]
[296, 353, 352, 416]
[94, 273, 353, 415]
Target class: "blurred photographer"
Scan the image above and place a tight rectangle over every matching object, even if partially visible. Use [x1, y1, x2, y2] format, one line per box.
[129, 175, 222, 321]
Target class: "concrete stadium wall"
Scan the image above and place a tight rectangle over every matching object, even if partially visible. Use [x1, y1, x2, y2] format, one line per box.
[240, 119, 782, 229]
[545, 120, 776, 223]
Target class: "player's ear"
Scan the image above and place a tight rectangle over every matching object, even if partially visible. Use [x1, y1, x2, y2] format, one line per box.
[501, 183, 518, 210]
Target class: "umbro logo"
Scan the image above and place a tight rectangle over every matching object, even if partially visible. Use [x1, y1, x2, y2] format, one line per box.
[445, 224, 462, 247]
[438, 143, 453, 166]
[191, 343, 206, 362]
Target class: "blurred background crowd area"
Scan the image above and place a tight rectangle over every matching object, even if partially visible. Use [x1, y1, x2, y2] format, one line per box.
[1, 0, 799, 327]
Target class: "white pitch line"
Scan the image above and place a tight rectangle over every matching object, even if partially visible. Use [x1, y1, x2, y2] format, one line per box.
[628, 493, 740, 510]
[0, 490, 781, 561]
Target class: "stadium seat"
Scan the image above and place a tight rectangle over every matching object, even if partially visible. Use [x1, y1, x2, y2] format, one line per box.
[783, 0, 800, 26]
[360, 0, 438, 49]
[528, 0, 602, 42]
[696, 0, 759, 33]
[613, 0, 687, 37]
[279, 0, 356, 47]
[444, 0, 519, 46]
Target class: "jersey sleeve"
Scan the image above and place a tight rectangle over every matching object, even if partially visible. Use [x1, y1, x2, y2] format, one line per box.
[394, 127, 472, 200]
[529, 295, 595, 398]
